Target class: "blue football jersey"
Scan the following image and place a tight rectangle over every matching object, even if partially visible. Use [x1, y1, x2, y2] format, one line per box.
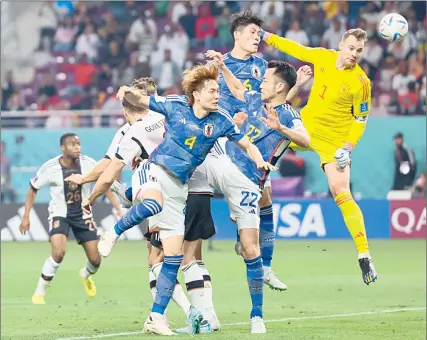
[148, 95, 245, 184]
[225, 91, 303, 188]
[218, 53, 267, 115]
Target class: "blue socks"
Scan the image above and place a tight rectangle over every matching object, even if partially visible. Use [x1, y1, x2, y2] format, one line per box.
[152, 255, 183, 315]
[259, 205, 274, 268]
[244, 256, 264, 319]
[114, 198, 162, 235]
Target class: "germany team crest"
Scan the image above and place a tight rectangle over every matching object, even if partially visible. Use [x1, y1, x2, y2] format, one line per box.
[204, 123, 214, 137]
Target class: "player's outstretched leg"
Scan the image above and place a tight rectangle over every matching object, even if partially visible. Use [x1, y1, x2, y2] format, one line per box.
[32, 234, 66, 304]
[98, 190, 163, 257]
[325, 163, 378, 285]
[259, 187, 287, 291]
[239, 229, 266, 334]
[80, 240, 101, 297]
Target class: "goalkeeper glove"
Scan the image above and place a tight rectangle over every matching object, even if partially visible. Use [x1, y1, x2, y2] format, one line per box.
[334, 148, 351, 169]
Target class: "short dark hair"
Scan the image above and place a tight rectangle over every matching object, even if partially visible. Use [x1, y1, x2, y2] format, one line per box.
[60, 133, 77, 146]
[267, 61, 297, 89]
[122, 77, 157, 114]
[229, 11, 263, 40]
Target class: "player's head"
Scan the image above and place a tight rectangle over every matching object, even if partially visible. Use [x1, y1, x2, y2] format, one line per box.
[260, 61, 297, 102]
[393, 132, 404, 147]
[229, 11, 263, 54]
[122, 77, 157, 122]
[60, 133, 80, 159]
[338, 28, 368, 68]
[182, 64, 219, 111]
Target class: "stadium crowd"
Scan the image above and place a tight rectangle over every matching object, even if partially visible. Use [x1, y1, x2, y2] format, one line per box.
[1, 1, 426, 121]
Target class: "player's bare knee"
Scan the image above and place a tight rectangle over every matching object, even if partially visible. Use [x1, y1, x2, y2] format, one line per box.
[259, 187, 272, 207]
[241, 243, 260, 259]
[51, 250, 65, 263]
[140, 189, 164, 208]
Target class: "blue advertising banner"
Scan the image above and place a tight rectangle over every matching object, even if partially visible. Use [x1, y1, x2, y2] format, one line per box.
[211, 199, 390, 240]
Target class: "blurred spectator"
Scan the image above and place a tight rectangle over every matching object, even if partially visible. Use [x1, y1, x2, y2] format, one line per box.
[156, 24, 188, 70]
[360, 35, 384, 78]
[387, 38, 412, 61]
[97, 64, 113, 91]
[179, 3, 197, 40]
[279, 150, 306, 177]
[53, 16, 78, 52]
[259, 2, 283, 34]
[397, 81, 422, 115]
[0, 141, 16, 203]
[76, 24, 100, 61]
[5, 93, 25, 111]
[321, 18, 345, 49]
[408, 49, 426, 81]
[216, 7, 233, 48]
[38, 2, 59, 51]
[151, 49, 180, 95]
[285, 20, 309, 46]
[127, 10, 157, 52]
[74, 54, 98, 87]
[1, 71, 15, 110]
[392, 132, 416, 190]
[411, 172, 426, 198]
[392, 60, 417, 96]
[169, 1, 188, 24]
[301, 3, 325, 46]
[38, 74, 58, 98]
[55, 1, 75, 17]
[195, 4, 216, 48]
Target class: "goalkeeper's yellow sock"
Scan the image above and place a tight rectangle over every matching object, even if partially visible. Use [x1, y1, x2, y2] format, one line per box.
[334, 192, 369, 254]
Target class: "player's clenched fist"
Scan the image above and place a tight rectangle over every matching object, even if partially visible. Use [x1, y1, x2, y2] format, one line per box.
[334, 148, 351, 169]
[205, 50, 224, 68]
[234, 112, 248, 127]
[296, 65, 313, 86]
[65, 173, 84, 185]
[81, 199, 92, 215]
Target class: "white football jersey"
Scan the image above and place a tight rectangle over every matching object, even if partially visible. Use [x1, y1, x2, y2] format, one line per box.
[115, 111, 165, 165]
[105, 123, 130, 159]
[30, 155, 97, 220]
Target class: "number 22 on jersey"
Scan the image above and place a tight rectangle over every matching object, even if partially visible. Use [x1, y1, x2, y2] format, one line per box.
[246, 125, 261, 142]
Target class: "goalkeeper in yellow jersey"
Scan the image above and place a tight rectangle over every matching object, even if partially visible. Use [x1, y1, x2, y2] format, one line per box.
[260, 28, 378, 285]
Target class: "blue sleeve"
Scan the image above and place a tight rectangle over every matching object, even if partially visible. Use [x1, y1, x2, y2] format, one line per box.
[148, 95, 188, 118]
[279, 108, 304, 130]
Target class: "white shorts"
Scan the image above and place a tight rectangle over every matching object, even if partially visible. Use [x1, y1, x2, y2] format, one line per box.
[205, 154, 261, 230]
[210, 137, 227, 157]
[188, 160, 213, 195]
[264, 176, 271, 188]
[131, 161, 188, 241]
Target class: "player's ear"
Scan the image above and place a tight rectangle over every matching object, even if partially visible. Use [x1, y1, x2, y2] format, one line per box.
[338, 39, 344, 50]
[275, 81, 285, 94]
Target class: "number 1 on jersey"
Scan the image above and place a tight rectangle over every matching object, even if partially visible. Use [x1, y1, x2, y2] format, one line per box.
[319, 85, 327, 99]
[184, 136, 197, 150]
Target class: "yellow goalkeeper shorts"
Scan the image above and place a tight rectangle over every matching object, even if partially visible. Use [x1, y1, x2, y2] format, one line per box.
[289, 137, 342, 168]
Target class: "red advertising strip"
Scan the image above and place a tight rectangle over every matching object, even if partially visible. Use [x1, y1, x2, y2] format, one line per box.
[390, 199, 426, 239]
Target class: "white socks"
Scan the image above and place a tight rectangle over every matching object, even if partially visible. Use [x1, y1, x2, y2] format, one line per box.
[35, 256, 59, 295]
[80, 261, 99, 279]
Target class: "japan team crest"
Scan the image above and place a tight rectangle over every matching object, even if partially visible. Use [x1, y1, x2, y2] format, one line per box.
[204, 123, 214, 137]
[251, 65, 261, 79]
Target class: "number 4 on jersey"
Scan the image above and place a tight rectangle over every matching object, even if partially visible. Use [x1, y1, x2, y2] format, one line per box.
[184, 136, 197, 150]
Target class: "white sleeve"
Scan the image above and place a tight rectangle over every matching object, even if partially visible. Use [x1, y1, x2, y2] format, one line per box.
[30, 161, 54, 190]
[106, 127, 127, 159]
[115, 127, 146, 166]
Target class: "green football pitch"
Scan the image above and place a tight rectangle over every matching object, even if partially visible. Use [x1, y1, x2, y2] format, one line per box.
[2, 240, 426, 340]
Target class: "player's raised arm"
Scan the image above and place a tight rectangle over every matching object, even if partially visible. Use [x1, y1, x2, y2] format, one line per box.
[262, 31, 326, 64]
[119, 86, 150, 109]
[261, 104, 310, 148]
[346, 75, 372, 151]
[236, 136, 277, 171]
[206, 50, 246, 102]
[286, 65, 313, 103]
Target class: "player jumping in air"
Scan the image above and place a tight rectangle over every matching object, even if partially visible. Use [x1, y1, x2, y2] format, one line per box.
[64, 78, 195, 323]
[206, 50, 311, 333]
[214, 10, 287, 291]
[261, 28, 378, 285]
[18, 134, 121, 304]
[83, 64, 274, 335]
